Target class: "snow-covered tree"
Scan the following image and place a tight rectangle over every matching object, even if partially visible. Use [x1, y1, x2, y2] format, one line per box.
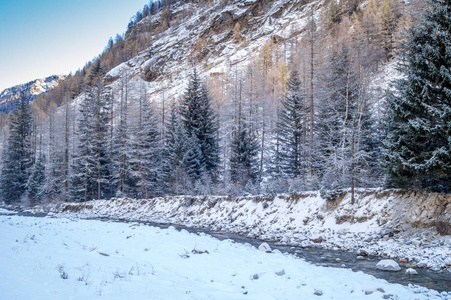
[0, 94, 33, 204]
[179, 69, 220, 181]
[70, 74, 113, 201]
[27, 154, 46, 205]
[229, 126, 259, 186]
[132, 88, 162, 198]
[383, 0, 451, 192]
[275, 70, 306, 179]
[162, 102, 192, 194]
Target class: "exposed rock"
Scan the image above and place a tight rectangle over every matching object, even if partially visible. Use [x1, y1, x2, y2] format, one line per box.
[406, 268, 418, 275]
[412, 239, 422, 247]
[258, 242, 272, 252]
[313, 289, 323, 296]
[275, 269, 285, 276]
[400, 258, 408, 263]
[252, 273, 259, 280]
[358, 249, 369, 256]
[417, 261, 428, 268]
[365, 288, 386, 295]
[191, 249, 209, 254]
[376, 259, 401, 271]
[310, 237, 323, 243]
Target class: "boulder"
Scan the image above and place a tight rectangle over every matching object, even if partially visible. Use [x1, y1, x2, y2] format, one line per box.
[417, 260, 428, 268]
[444, 257, 451, 266]
[376, 259, 401, 271]
[412, 239, 422, 247]
[406, 268, 418, 275]
[258, 242, 272, 252]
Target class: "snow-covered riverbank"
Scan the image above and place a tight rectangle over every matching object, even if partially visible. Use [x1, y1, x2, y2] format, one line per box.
[33, 189, 451, 272]
[1, 214, 449, 299]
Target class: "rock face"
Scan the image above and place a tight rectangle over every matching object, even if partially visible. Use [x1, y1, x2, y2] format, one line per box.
[376, 260, 401, 271]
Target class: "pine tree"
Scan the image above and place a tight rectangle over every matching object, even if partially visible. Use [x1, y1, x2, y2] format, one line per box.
[229, 126, 259, 185]
[179, 69, 220, 181]
[275, 70, 306, 179]
[0, 94, 33, 204]
[27, 154, 46, 205]
[383, 0, 451, 192]
[71, 83, 113, 201]
[132, 90, 162, 198]
[162, 102, 191, 194]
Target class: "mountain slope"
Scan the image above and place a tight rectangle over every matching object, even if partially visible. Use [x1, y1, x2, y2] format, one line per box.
[0, 75, 65, 114]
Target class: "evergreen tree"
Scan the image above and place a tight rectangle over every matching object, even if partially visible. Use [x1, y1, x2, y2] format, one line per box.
[71, 83, 113, 201]
[229, 126, 259, 185]
[383, 0, 451, 192]
[27, 154, 46, 205]
[0, 94, 33, 204]
[162, 102, 192, 194]
[132, 90, 162, 198]
[275, 70, 306, 178]
[179, 69, 220, 181]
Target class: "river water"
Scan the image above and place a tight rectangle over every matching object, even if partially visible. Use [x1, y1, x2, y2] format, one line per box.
[142, 221, 451, 293]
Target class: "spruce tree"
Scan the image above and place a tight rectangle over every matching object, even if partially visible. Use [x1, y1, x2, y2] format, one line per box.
[179, 69, 220, 181]
[383, 0, 451, 192]
[229, 126, 259, 185]
[0, 95, 33, 204]
[132, 91, 162, 198]
[162, 102, 191, 194]
[275, 70, 306, 178]
[71, 83, 113, 201]
[27, 154, 46, 205]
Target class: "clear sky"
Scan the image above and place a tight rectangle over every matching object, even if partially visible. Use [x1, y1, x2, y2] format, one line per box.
[0, 0, 150, 91]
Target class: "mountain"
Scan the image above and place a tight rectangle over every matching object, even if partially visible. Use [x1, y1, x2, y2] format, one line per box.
[0, 75, 65, 114]
[105, 0, 326, 99]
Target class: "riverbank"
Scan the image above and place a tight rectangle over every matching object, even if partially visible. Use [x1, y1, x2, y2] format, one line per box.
[26, 189, 451, 273]
[4, 213, 450, 299]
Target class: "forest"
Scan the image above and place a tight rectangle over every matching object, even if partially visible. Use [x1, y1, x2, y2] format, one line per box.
[1, 0, 450, 205]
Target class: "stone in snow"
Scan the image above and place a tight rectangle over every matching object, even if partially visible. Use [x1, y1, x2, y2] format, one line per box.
[412, 239, 422, 247]
[376, 259, 401, 271]
[275, 269, 285, 276]
[417, 260, 428, 268]
[258, 242, 272, 252]
[444, 257, 451, 266]
[406, 268, 418, 275]
[365, 288, 385, 295]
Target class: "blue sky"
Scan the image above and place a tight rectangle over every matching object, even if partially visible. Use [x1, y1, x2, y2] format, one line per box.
[0, 0, 150, 91]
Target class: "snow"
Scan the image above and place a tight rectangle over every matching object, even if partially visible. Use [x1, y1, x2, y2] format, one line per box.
[0, 214, 446, 299]
[46, 190, 451, 272]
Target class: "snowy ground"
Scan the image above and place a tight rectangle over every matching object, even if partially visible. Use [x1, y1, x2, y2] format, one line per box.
[1, 214, 449, 300]
[44, 190, 451, 272]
